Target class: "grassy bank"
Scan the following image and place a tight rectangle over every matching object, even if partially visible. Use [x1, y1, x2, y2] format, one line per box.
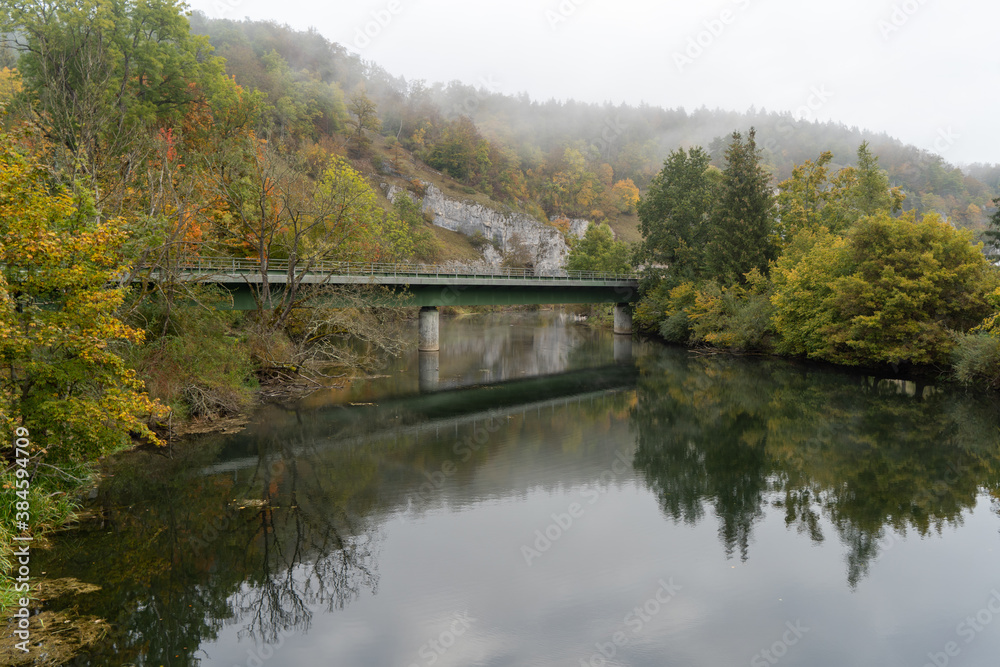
[0, 471, 79, 610]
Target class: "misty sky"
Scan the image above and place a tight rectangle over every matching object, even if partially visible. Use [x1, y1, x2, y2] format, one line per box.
[185, 0, 999, 165]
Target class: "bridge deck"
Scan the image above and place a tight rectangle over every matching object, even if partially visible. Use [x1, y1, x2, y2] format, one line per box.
[163, 259, 640, 308]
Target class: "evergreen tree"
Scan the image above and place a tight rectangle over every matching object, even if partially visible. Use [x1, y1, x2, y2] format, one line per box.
[985, 197, 1000, 261]
[636, 146, 717, 281]
[705, 129, 777, 285]
[848, 141, 904, 219]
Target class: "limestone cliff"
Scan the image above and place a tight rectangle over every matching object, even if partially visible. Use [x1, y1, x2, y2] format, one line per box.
[388, 183, 590, 273]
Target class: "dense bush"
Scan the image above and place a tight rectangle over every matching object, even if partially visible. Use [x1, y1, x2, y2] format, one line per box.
[128, 299, 257, 420]
[952, 333, 1000, 389]
[771, 212, 994, 366]
[687, 271, 775, 351]
[648, 272, 775, 351]
[657, 283, 697, 343]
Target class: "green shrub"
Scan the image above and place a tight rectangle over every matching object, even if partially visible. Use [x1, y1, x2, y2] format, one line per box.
[634, 279, 680, 334]
[658, 310, 691, 343]
[128, 298, 257, 420]
[391, 197, 439, 261]
[469, 231, 491, 250]
[952, 333, 1000, 389]
[659, 282, 698, 343]
[687, 271, 776, 352]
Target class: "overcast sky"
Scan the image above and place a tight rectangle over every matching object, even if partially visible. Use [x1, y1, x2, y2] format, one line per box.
[185, 0, 999, 165]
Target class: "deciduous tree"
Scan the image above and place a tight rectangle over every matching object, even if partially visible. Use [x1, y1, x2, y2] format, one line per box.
[567, 223, 631, 274]
[984, 196, 1000, 261]
[0, 129, 164, 462]
[207, 136, 412, 328]
[611, 178, 640, 214]
[346, 91, 380, 159]
[771, 211, 993, 366]
[2, 0, 224, 205]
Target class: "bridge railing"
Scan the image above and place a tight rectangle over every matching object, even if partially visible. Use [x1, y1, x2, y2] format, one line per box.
[168, 257, 639, 282]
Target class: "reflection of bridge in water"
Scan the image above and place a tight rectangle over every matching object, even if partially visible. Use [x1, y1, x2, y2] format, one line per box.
[203, 362, 639, 475]
[417, 335, 634, 391]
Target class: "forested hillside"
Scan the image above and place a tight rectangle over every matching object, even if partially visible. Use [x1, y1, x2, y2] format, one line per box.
[187, 13, 999, 234]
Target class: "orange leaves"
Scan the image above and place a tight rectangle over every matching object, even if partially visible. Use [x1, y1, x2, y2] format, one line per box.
[159, 127, 179, 165]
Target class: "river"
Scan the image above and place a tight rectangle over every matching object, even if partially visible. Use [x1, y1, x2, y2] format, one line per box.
[38, 311, 1000, 666]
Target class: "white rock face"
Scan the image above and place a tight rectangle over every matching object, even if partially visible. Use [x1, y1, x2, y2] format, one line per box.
[564, 218, 591, 240]
[481, 244, 503, 267]
[387, 183, 599, 273]
[392, 184, 569, 273]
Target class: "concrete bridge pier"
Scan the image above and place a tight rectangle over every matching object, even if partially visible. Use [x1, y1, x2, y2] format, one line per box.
[613, 303, 633, 336]
[614, 335, 633, 365]
[418, 350, 440, 392]
[419, 306, 440, 352]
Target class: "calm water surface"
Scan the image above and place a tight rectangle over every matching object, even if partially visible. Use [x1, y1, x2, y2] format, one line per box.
[42, 312, 1000, 666]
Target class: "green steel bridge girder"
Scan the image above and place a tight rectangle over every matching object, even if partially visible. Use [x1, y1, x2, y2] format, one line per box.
[214, 281, 640, 310]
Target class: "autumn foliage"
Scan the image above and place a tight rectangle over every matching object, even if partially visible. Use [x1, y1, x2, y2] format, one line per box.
[0, 130, 166, 462]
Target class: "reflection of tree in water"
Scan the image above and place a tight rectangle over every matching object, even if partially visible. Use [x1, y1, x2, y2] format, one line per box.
[39, 428, 382, 665]
[49, 375, 636, 664]
[632, 348, 1000, 586]
[632, 351, 772, 561]
[224, 429, 382, 645]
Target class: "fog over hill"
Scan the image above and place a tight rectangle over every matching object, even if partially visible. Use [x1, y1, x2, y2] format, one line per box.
[187, 10, 1000, 233]
[183, 0, 1000, 166]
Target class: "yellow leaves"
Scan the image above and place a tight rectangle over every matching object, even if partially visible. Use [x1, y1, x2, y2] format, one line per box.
[973, 287, 1000, 336]
[0, 67, 23, 107]
[611, 178, 640, 214]
[0, 126, 167, 459]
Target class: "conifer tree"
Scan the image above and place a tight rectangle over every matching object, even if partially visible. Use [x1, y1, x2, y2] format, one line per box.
[705, 129, 777, 285]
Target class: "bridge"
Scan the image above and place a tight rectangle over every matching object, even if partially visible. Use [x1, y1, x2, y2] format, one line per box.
[168, 258, 640, 351]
